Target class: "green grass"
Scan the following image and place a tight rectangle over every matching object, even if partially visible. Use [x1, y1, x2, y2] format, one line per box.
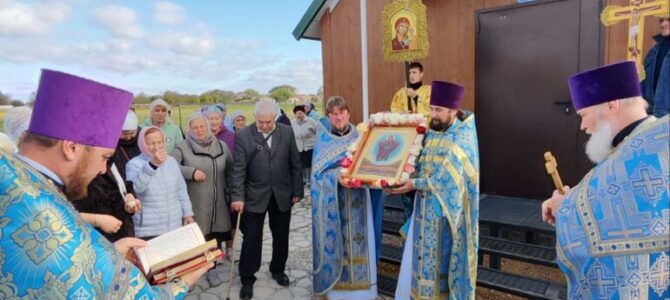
[135, 103, 297, 132]
[0, 103, 298, 133]
[0, 110, 6, 132]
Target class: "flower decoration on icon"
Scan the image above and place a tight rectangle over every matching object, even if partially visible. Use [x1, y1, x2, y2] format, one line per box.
[339, 112, 426, 188]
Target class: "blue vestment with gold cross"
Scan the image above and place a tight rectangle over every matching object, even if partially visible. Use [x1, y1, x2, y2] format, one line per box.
[311, 118, 384, 296]
[556, 116, 670, 299]
[0, 151, 189, 299]
[396, 110, 479, 300]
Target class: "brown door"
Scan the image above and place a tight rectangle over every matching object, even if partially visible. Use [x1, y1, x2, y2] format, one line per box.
[475, 0, 601, 199]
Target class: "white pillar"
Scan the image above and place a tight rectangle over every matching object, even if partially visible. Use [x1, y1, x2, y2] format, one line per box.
[360, 0, 369, 121]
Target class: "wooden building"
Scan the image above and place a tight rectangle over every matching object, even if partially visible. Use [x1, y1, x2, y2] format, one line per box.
[293, 0, 659, 121]
[293, 0, 663, 199]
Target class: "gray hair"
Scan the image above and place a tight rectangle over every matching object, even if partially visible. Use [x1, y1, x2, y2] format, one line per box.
[618, 96, 648, 109]
[255, 98, 278, 117]
[188, 111, 208, 127]
[187, 112, 212, 138]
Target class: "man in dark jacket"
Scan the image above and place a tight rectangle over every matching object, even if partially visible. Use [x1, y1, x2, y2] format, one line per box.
[230, 99, 303, 300]
[641, 17, 669, 117]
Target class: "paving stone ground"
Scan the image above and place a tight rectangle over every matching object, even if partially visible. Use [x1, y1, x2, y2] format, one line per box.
[186, 189, 391, 300]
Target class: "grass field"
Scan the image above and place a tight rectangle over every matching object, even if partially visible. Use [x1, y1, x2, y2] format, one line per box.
[0, 103, 299, 133]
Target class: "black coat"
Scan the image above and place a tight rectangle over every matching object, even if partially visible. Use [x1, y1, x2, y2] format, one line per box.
[74, 168, 136, 242]
[113, 128, 142, 178]
[231, 123, 303, 213]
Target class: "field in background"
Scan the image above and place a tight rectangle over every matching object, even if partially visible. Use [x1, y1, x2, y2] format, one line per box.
[0, 103, 300, 133]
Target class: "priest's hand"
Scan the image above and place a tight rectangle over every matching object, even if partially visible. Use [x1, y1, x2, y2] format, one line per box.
[150, 149, 169, 166]
[230, 201, 245, 212]
[542, 186, 569, 226]
[338, 174, 353, 188]
[179, 262, 214, 289]
[114, 237, 147, 264]
[193, 169, 207, 182]
[385, 179, 415, 194]
[182, 216, 195, 225]
[292, 196, 302, 204]
[97, 214, 123, 233]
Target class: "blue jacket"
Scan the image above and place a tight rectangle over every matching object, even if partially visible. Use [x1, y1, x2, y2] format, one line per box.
[642, 34, 669, 117]
[126, 154, 194, 238]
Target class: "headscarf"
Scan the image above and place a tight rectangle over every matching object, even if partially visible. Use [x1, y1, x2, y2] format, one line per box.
[231, 110, 246, 122]
[201, 104, 225, 118]
[0, 132, 17, 152]
[187, 112, 214, 148]
[149, 98, 171, 112]
[3, 106, 32, 144]
[138, 126, 164, 157]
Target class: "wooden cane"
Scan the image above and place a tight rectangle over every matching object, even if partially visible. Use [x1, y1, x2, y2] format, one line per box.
[544, 151, 566, 195]
[226, 211, 243, 300]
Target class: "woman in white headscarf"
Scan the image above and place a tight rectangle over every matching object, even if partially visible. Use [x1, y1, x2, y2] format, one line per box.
[3, 106, 32, 147]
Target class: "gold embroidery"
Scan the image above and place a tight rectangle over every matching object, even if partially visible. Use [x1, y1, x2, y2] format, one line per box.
[11, 209, 74, 264]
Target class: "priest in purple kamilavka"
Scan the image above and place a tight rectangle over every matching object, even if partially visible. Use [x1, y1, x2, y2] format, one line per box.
[0, 70, 212, 299]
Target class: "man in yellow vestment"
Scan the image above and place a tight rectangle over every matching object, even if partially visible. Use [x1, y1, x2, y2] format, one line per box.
[390, 62, 431, 116]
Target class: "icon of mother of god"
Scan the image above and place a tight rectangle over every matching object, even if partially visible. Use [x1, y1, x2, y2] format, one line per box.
[392, 17, 417, 51]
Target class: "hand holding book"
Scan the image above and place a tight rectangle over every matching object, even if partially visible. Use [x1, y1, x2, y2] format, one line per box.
[130, 223, 223, 285]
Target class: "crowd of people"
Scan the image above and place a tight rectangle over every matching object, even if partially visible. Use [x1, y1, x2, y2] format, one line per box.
[0, 20, 667, 299]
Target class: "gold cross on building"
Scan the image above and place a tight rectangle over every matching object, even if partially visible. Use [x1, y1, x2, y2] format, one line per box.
[601, 0, 669, 81]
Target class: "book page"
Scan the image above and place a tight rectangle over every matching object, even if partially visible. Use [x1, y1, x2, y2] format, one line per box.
[135, 223, 206, 273]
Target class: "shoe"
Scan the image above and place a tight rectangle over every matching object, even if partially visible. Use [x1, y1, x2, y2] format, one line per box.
[271, 273, 290, 286]
[205, 269, 224, 287]
[239, 285, 253, 300]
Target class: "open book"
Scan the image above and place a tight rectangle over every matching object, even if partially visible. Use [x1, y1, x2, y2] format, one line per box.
[134, 223, 224, 284]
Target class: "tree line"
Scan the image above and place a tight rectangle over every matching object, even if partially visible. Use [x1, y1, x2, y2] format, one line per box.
[7, 84, 324, 107]
[133, 85, 320, 106]
[0, 91, 26, 106]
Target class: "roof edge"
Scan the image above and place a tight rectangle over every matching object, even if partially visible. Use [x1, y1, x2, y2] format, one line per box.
[292, 0, 327, 41]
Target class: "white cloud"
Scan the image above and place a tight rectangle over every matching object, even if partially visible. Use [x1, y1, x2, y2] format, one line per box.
[154, 1, 184, 26]
[149, 32, 215, 56]
[247, 59, 323, 94]
[0, 2, 323, 99]
[93, 5, 142, 39]
[0, 1, 69, 37]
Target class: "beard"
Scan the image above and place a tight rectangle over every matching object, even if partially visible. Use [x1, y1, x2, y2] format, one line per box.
[429, 116, 454, 132]
[65, 155, 94, 200]
[585, 119, 615, 164]
[333, 123, 349, 134]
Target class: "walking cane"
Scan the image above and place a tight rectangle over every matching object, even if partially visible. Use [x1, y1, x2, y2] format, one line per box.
[226, 211, 242, 300]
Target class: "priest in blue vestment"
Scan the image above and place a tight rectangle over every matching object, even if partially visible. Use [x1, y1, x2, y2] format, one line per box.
[388, 81, 480, 300]
[0, 70, 211, 299]
[542, 61, 670, 299]
[311, 96, 384, 299]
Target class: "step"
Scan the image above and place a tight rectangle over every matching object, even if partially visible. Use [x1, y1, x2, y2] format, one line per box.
[379, 242, 565, 299]
[479, 235, 557, 267]
[477, 267, 567, 300]
[479, 194, 555, 234]
[382, 217, 404, 236]
[377, 266, 566, 300]
[380, 243, 403, 264]
[378, 273, 398, 297]
[384, 194, 405, 211]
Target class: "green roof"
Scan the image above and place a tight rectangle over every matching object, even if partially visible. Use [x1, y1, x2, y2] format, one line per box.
[292, 0, 327, 41]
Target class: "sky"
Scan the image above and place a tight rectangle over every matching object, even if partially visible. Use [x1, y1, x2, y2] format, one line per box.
[0, 0, 323, 101]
